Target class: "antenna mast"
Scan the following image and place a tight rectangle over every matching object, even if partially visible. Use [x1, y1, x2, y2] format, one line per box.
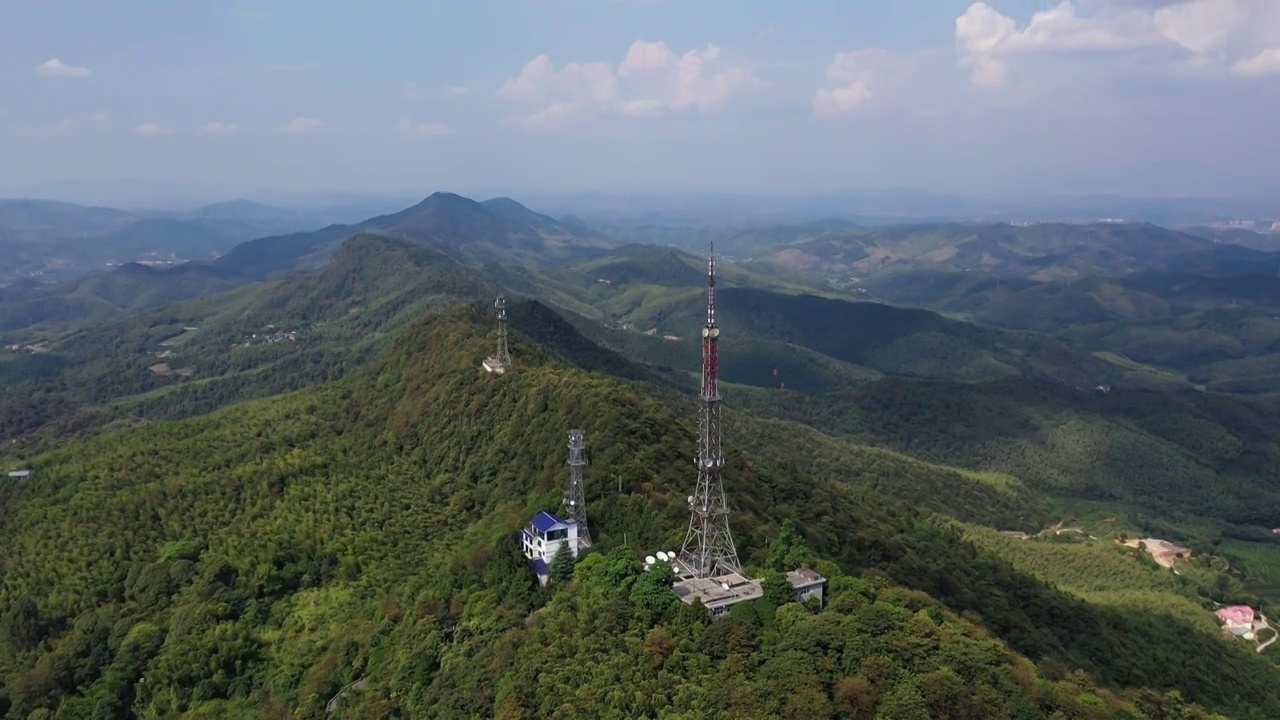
[495, 295, 512, 370]
[678, 243, 742, 579]
[565, 429, 592, 547]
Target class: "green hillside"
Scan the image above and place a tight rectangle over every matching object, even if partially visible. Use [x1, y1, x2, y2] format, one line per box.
[0, 193, 611, 335]
[716, 221, 1236, 281]
[865, 269, 1280, 394]
[1, 306, 1272, 719]
[726, 376, 1280, 542]
[0, 235, 502, 455]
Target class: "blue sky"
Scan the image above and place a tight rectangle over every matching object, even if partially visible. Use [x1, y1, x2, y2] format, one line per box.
[3, 0, 1280, 205]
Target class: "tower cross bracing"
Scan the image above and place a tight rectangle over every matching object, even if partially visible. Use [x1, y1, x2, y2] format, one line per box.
[565, 429, 592, 547]
[677, 245, 742, 579]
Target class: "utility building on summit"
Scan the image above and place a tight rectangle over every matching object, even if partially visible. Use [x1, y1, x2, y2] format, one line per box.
[521, 511, 580, 587]
[521, 430, 593, 585]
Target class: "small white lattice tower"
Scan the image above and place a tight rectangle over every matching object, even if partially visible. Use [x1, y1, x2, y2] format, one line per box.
[677, 245, 742, 579]
[483, 296, 512, 374]
[495, 295, 512, 368]
[565, 429, 591, 547]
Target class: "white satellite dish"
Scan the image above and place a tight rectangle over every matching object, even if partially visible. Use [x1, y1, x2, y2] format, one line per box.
[656, 551, 669, 562]
[645, 555, 657, 565]
[667, 551, 676, 560]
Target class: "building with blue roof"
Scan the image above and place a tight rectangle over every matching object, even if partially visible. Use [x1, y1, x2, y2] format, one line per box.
[521, 510, 581, 586]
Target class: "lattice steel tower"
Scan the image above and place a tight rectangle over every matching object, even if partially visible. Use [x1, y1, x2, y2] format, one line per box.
[565, 429, 592, 547]
[678, 245, 742, 579]
[494, 295, 512, 369]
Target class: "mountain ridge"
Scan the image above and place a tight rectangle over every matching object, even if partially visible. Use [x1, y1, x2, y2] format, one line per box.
[2, 304, 1276, 718]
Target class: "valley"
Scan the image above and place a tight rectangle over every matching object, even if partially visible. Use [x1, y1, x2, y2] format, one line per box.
[3, 192, 1280, 719]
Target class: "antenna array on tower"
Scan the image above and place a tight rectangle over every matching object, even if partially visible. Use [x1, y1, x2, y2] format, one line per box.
[676, 244, 742, 579]
[482, 295, 513, 374]
[565, 429, 592, 548]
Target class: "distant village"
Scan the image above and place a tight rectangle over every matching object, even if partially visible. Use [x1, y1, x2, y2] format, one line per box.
[235, 325, 300, 348]
[4, 341, 51, 354]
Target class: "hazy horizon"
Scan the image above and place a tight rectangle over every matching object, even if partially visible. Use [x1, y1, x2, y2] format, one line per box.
[5, 0, 1280, 205]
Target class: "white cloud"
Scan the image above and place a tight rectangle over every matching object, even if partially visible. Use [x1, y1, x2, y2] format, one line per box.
[955, 1, 1280, 88]
[84, 111, 111, 123]
[1233, 47, 1280, 76]
[813, 49, 914, 117]
[34, 58, 91, 78]
[134, 122, 176, 137]
[497, 40, 759, 128]
[394, 117, 454, 137]
[198, 121, 241, 136]
[444, 85, 472, 96]
[279, 117, 323, 134]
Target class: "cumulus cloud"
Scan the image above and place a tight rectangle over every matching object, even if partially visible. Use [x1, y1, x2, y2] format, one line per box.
[394, 117, 454, 137]
[444, 85, 472, 96]
[955, 0, 1280, 88]
[198, 122, 241, 136]
[133, 122, 176, 137]
[279, 117, 323, 134]
[812, 49, 916, 117]
[497, 40, 759, 127]
[34, 58, 91, 78]
[1233, 47, 1280, 76]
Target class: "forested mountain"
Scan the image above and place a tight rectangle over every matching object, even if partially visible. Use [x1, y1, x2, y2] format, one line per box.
[0, 193, 611, 333]
[0, 232, 1156, 454]
[1, 305, 1274, 719]
[7, 198, 1280, 718]
[0, 199, 351, 283]
[708, 220, 1278, 282]
[865, 269, 1280, 394]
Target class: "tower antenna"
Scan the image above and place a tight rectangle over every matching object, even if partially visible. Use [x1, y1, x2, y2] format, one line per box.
[565, 429, 592, 547]
[677, 242, 742, 579]
[495, 295, 512, 369]
[483, 295, 513, 374]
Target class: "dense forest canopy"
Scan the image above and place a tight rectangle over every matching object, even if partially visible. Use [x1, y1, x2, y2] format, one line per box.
[1, 306, 1278, 719]
[5, 197, 1280, 719]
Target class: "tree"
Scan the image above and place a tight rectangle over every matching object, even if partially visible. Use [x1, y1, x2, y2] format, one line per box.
[551, 546, 577, 586]
[1, 596, 43, 653]
[629, 562, 676, 621]
[761, 572, 794, 608]
[767, 519, 816, 571]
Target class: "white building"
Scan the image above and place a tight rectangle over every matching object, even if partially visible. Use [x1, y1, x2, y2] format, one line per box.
[670, 565, 828, 619]
[521, 511, 581, 586]
[786, 568, 826, 606]
[7, 470, 32, 481]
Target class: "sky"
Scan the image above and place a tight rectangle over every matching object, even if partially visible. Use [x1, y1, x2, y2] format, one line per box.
[3, 0, 1280, 205]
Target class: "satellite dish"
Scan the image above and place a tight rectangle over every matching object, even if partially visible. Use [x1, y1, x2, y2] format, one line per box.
[667, 551, 676, 559]
[645, 555, 657, 565]
[656, 551, 669, 562]
[721, 582, 731, 590]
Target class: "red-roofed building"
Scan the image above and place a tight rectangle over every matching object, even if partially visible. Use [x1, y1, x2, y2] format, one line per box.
[1215, 605, 1255, 628]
